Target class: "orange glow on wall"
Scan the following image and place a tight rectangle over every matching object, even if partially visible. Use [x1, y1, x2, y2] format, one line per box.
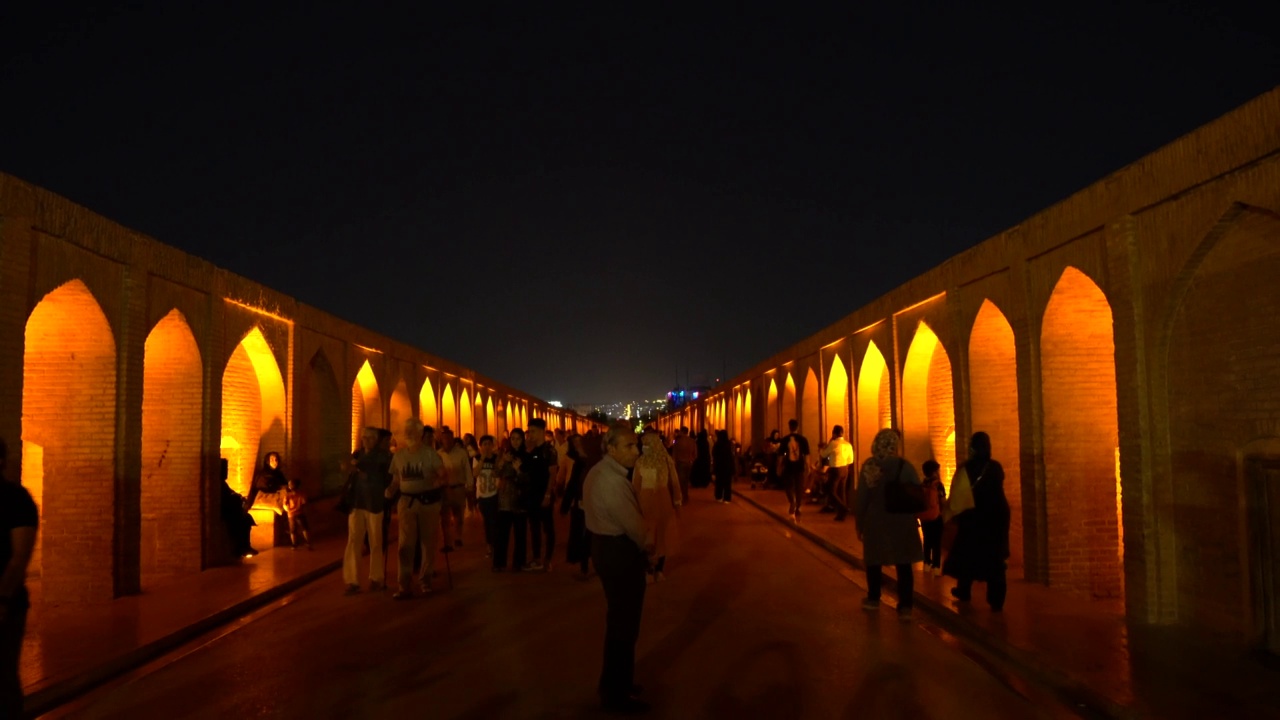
[826, 355, 850, 442]
[305, 350, 347, 496]
[801, 368, 819, 439]
[902, 321, 956, 488]
[22, 279, 117, 603]
[419, 377, 437, 428]
[857, 341, 890, 465]
[486, 396, 496, 436]
[968, 299, 1023, 572]
[351, 360, 382, 448]
[221, 327, 287, 500]
[1041, 266, 1123, 600]
[141, 309, 203, 586]
[441, 383, 457, 432]
[782, 373, 797, 429]
[742, 388, 753, 446]
[766, 379, 778, 436]
[459, 388, 474, 436]
[389, 378, 412, 447]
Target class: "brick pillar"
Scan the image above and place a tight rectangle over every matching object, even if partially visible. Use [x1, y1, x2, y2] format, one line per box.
[114, 262, 147, 597]
[1106, 214, 1167, 623]
[1011, 243, 1049, 585]
[0, 217, 32, 468]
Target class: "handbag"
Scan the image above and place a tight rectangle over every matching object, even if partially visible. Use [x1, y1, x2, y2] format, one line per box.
[883, 459, 927, 514]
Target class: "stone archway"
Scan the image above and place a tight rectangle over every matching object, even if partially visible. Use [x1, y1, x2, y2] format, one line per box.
[969, 299, 1023, 573]
[352, 360, 383, 447]
[389, 377, 412, 447]
[826, 355, 850, 441]
[857, 341, 891, 467]
[141, 309, 203, 587]
[221, 327, 286, 549]
[306, 349, 347, 497]
[902, 322, 956, 483]
[801, 368, 819, 441]
[1041, 266, 1122, 600]
[22, 279, 118, 603]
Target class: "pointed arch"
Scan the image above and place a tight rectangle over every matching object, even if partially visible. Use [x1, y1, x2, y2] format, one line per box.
[419, 376, 437, 429]
[142, 309, 203, 586]
[766, 378, 779, 437]
[23, 279, 118, 602]
[826, 355, 850, 441]
[782, 373, 797, 432]
[801, 368, 819, 440]
[902, 321, 956, 484]
[305, 348, 347, 497]
[1041, 266, 1122, 600]
[221, 327, 287, 551]
[352, 360, 383, 449]
[742, 388, 754, 447]
[857, 341, 891, 465]
[969, 299, 1022, 572]
[486, 396, 497, 437]
[389, 377, 413, 447]
[441, 382, 457, 433]
[460, 388, 474, 436]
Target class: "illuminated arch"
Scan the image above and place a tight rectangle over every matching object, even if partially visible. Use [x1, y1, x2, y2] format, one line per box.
[419, 376, 438, 428]
[766, 378, 779, 437]
[742, 388, 754, 447]
[857, 341, 891, 465]
[142, 309, 203, 585]
[351, 360, 383, 449]
[826, 355, 850, 441]
[389, 377, 413, 447]
[23, 279, 117, 602]
[440, 383, 457, 433]
[1041, 266, 1122, 600]
[486, 396, 497, 437]
[782, 373, 797, 431]
[902, 322, 956, 483]
[221, 327, 287, 548]
[969, 300, 1023, 571]
[801, 368, 819, 439]
[460, 388, 474, 436]
[306, 349, 347, 496]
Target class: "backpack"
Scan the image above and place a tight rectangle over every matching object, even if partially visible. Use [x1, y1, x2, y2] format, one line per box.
[786, 435, 800, 463]
[917, 480, 941, 522]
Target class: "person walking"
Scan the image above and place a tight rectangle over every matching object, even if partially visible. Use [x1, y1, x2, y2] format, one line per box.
[438, 426, 473, 550]
[919, 460, 946, 575]
[712, 429, 736, 503]
[855, 428, 923, 620]
[387, 419, 447, 599]
[671, 427, 696, 501]
[777, 419, 811, 522]
[474, 435, 501, 559]
[942, 431, 1010, 611]
[492, 432, 527, 572]
[561, 433, 593, 579]
[584, 423, 651, 714]
[820, 425, 855, 521]
[1, 437, 38, 720]
[522, 419, 558, 572]
[634, 430, 681, 582]
[343, 428, 391, 594]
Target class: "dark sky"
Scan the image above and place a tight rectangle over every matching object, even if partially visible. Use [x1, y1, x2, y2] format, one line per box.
[2, 3, 1276, 404]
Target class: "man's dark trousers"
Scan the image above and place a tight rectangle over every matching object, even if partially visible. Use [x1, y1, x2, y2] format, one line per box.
[592, 533, 647, 704]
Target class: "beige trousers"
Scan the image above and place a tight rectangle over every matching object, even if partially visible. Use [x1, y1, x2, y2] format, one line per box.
[397, 497, 441, 590]
[343, 509, 384, 585]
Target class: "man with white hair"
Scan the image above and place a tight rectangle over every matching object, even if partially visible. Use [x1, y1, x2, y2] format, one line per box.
[584, 422, 651, 713]
[386, 418, 447, 599]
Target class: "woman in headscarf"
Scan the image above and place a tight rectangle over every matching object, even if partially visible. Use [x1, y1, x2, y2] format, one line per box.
[691, 429, 713, 491]
[712, 429, 737, 503]
[634, 430, 682, 581]
[247, 451, 288, 511]
[854, 428, 923, 619]
[560, 434, 593, 579]
[942, 431, 1010, 611]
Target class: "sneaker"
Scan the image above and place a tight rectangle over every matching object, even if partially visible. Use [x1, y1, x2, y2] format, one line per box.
[344, 584, 361, 596]
[544, 560, 554, 573]
[898, 606, 914, 621]
[932, 566, 942, 577]
[369, 581, 385, 592]
[950, 587, 971, 602]
[418, 580, 433, 594]
[392, 589, 413, 600]
[525, 561, 544, 572]
[861, 598, 880, 611]
[290, 545, 298, 551]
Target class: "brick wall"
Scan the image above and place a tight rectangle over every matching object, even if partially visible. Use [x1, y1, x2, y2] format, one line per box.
[22, 280, 117, 604]
[140, 310, 203, 583]
[1040, 268, 1123, 599]
[926, 337, 956, 482]
[857, 342, 889, 462]
[968, 300, 1024, 572]
[221, 343, 262, 497]
[801, 367, 819, 441]
[826, 356, 850, 441]
[389, 380, 412, 446]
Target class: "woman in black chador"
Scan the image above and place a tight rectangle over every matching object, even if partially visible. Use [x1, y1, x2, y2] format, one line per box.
[942, 431, 1010, 611]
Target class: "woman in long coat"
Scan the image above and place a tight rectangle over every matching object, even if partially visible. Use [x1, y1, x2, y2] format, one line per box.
[634, 431, 682, 581]
[942, 431, 1010, 610]
[855, 428, 923, 618]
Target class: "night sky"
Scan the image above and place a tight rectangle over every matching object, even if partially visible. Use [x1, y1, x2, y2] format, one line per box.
[2, 3, 1276, 404]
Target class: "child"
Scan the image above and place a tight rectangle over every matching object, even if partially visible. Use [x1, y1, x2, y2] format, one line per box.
[283, 478, 312, 550]
[920, 460, 946, 575]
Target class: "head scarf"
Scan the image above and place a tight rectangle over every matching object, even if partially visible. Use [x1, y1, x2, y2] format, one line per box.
[634, 431, 674, 488]
[859, 428, 901, 488]
[968, 432, 992, 463]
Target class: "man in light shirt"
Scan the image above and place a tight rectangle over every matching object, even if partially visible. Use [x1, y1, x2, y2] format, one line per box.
[820, 425, 855, 522]
[583, 422, 651, 714]
[438, 426, 473, 550]
[386, 418, 447, 599]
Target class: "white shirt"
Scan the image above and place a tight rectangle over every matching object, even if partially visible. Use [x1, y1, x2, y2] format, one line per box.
[821, 437, 854, 469]
[583, 454, 646, 548]
[439, 444, 473, 489]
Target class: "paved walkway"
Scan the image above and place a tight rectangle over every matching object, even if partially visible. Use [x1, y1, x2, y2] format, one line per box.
[45, 494, 1069, 720]
[21, 534, 343, 716]
[733, 484, 1280, 719]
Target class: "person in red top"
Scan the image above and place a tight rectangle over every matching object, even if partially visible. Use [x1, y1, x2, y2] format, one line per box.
[1, 437, 39, 719]
[282, 478, 312, 550]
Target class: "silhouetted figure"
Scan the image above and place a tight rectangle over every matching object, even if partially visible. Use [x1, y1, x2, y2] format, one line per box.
[855, 428, 923, 619]
[691, 429, 713, 492]
[712, 429, 736, 503]
[1, 437, 38, 720]
[943, 431, 1010, 611]
[219, 459, 256, 557]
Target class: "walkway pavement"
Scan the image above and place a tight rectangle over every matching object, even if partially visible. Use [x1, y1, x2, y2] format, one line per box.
[733, 484, 1280, 719]
[21, 534, 344, 717]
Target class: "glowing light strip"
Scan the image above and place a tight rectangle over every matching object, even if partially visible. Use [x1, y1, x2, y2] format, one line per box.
[354, 343, 383, 354]
[892, 291, 947, 317]
[853, 318, 885, 335]
[223, 298, 294, 324]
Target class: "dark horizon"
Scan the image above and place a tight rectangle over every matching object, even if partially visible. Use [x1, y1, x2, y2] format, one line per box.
[2, 2, 1276, 404]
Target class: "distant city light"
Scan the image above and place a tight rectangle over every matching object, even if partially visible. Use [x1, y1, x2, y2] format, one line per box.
[549, 400, 563, 408]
